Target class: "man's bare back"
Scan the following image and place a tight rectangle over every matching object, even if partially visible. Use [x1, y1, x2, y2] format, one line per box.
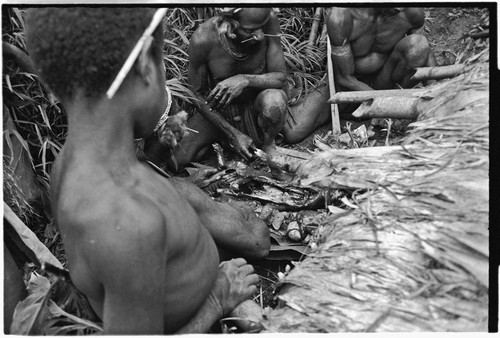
[50, 150, 220, 332]
[26, 8, 269, 334]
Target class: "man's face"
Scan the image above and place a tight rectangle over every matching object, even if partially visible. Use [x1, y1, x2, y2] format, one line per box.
[235, 8, 271, 46]
[380, 8, 403, 17]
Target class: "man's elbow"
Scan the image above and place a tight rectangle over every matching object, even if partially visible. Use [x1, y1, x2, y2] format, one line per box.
[249, 225, 270, 259]
[335, 75, 353, 90]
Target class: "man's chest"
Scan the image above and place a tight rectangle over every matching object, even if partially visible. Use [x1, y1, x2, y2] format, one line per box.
[351, 14, 412, 55]
[207, 44, 267, 82]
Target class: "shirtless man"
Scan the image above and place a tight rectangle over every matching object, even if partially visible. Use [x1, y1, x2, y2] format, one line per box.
[328, 7, 437, 113]
[170, 7, 289, 171]
[283, 7, 437, 139]
[25, 8, 269, 334]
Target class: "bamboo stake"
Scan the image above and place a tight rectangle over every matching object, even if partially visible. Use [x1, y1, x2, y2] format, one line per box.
[326, 35, 341, 135]
[106, 8, 167, 99]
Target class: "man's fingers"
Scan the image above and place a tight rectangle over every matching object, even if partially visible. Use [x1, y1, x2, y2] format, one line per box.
[246, 284, 258, 297]
[219, 90, 232, 108]
[231, 257, 248, 267]
[239, 264, 255, 276]
[245, 273, 260, 286]
[208, 86, 223, 103]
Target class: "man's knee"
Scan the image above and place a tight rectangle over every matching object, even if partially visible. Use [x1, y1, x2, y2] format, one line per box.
[256, 89, 288, 125]
[398, 34, 431, 67]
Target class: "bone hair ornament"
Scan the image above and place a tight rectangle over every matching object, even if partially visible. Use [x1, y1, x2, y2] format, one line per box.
[106, 8, 167, 99]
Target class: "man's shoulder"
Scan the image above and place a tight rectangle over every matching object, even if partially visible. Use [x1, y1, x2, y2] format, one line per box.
[402, 8, 425, 28]
[191, 17, 219, 47]
[54, 168, 166, 244]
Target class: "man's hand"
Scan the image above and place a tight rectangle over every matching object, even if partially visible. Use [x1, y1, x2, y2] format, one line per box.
[230, 131, 257, 160]
[207, 75, 249, 111]
[212, 258, 260, 316]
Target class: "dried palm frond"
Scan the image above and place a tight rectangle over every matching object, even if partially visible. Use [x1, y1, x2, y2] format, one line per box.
[263, 57, 489, 332]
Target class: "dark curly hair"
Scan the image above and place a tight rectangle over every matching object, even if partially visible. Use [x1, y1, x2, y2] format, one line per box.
[25, 7, 164, 101]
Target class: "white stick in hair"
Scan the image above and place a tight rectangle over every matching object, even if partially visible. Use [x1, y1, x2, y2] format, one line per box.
[106, 8, 167, 99]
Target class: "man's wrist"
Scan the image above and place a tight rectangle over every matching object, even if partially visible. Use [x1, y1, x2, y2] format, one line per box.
[208, 291, 224, 318]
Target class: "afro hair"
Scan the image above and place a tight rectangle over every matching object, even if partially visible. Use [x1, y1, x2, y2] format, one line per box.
[25, 7, 164, 101]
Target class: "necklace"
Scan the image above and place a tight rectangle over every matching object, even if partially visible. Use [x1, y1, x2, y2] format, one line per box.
[218, 24, 248, 61]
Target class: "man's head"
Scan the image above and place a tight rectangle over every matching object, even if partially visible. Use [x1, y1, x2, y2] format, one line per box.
[218, 8, 271, 45]
[25, 7, 164, 102]
[379, 7, 404, 17]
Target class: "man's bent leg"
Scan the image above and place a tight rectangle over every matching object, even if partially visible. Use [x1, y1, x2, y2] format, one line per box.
[254, 89, 287, 152]
[170, 112, 219, 172]
[373, 34, 434, 90]
[282, 83, 330, 144]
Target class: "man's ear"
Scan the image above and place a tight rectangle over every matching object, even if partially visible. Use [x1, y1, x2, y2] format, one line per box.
[135, 35, 154, 86]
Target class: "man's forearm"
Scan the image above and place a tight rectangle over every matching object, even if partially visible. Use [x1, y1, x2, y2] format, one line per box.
[176, 292, 223, 334]
[339, 75, 374, 92]
[243, 72, 287, 91]
[195, 94, 241, 139]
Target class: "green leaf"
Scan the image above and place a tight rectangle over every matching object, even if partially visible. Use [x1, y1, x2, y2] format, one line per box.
[10, 273, 52, 335]
[45, 301, 103, 334]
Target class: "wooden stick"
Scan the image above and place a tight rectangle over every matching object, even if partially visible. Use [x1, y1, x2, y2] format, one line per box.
[106, 8, 167, 99]
[329, 88, 430, 104]
[410, 64, 466, 82]
[307, 8, 323, 54]
[326, 36, 341, 135]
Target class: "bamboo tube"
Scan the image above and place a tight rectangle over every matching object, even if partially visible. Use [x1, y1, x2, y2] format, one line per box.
[329, 88, 430, 104]
[351, 97, 422, 119]
[410, 64, 466, 81]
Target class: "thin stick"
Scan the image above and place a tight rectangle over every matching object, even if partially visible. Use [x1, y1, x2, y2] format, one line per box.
[186, 127, 199, 134]
[242, 34, 281, 43]
[326, 35, 341, 135]
[106, 8, 167, 99]
[241, 37, 256, 43]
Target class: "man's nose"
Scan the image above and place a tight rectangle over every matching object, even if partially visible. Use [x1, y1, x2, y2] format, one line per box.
[253, 29, 264, 41]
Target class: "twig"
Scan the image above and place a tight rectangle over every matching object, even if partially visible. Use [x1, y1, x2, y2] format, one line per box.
[242, 34, 282, 43]
[365, 309, 392, 332]
[384, 118, 393, 146]
[345, 122, 359, 148]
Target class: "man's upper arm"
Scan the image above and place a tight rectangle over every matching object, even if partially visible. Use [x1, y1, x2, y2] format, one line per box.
[265, 11, 287, 74]
[327, 8, 358, 87]
[405, 8, 425, 30]
[188, 29, 210, 96]
[92, 202, 167, 334]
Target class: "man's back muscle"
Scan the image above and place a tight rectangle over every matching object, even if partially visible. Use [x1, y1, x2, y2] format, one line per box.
[50, 152, 219, 332]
